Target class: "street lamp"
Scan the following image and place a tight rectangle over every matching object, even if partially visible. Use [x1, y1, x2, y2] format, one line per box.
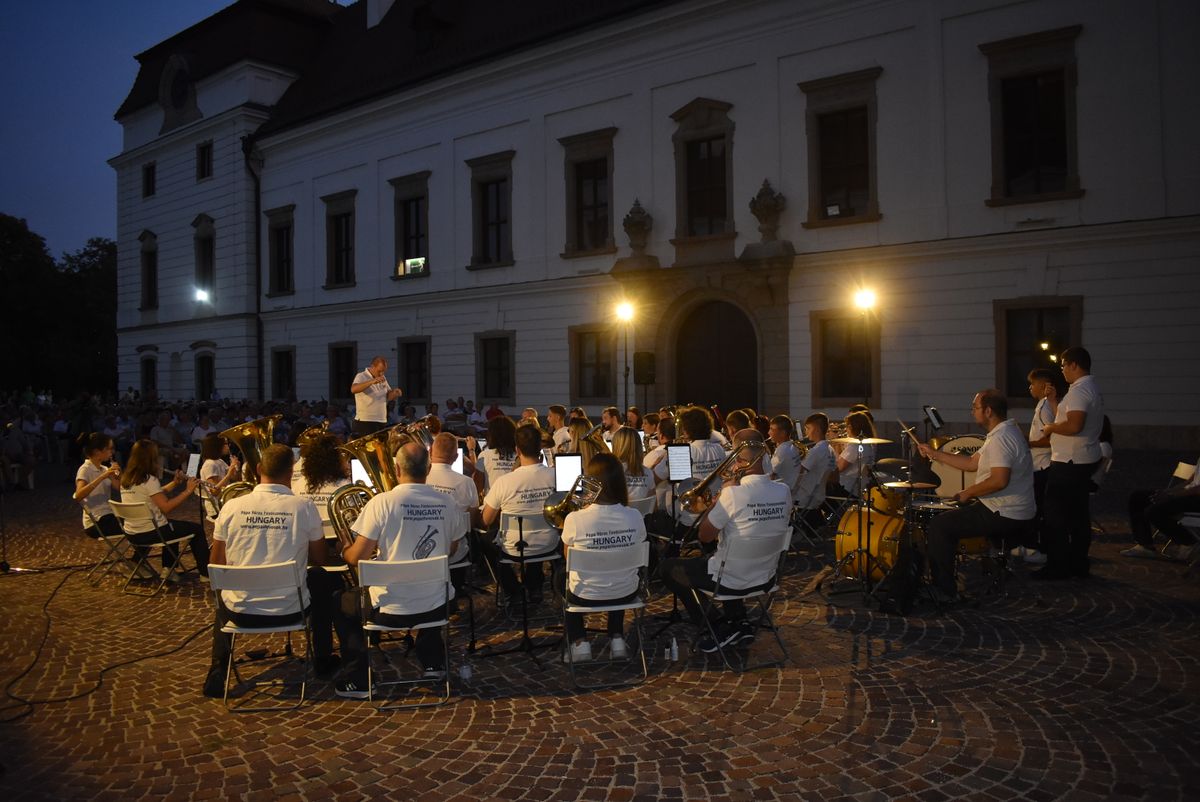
[616, 301, 634, 413]
[853, 288, 875, 406]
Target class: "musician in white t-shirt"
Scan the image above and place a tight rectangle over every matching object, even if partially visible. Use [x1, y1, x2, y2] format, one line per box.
[349, 356, 402, 438]
[793, 413, 837, 521]
[611, 426, 654, 507]
[547, 405, 571, 450]
[918, 389, 1035, 602]
[336, 442, 463, 697]
[426, 432, 480, 581]
[1036, 347, 1104, 580]
[480, 425, 557, 605]
[1015, 368, 1066, 564]
[652, 406, 725, 529]
[661, 429, 790, 652]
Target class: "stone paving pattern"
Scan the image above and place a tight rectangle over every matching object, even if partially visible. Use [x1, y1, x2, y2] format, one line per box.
[0, 451, 1197, 801]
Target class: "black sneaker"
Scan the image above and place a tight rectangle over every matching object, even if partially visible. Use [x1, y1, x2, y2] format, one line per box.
[698, 622, 741, 653]
[421, 667, 447, 680]
[736, 619, 756, 644]
[335, 676, 374, 699]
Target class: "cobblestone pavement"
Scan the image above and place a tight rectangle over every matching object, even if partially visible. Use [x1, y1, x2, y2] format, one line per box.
[1, 452, 1197, 801]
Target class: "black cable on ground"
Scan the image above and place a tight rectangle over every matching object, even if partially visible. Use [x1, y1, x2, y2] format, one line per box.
[0, 569, 210, 723]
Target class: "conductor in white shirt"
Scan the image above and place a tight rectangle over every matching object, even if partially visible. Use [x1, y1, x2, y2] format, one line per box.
[350, 356, 402, 438]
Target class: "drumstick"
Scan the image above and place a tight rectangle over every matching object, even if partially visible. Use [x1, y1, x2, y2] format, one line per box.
[896, 419, 921, 448]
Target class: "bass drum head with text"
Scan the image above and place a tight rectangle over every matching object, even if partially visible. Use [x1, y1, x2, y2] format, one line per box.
[932, 434, 985, 498]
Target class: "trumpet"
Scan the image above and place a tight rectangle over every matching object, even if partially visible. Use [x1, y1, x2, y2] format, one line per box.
[679, 439, 768, 515]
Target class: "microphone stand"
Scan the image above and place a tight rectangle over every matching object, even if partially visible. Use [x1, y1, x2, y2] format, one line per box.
[0, 482, 41, 575]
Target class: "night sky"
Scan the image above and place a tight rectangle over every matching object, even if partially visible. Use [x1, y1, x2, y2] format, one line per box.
[0, 1, 346, 259]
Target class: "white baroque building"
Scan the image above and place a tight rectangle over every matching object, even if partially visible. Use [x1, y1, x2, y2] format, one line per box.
[111, 0, 1200, 448]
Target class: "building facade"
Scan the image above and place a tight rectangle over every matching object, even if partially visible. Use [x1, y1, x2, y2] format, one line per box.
[112, 0, 1200, 447]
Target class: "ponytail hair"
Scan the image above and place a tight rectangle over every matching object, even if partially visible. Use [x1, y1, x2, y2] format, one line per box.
[78, 431, 112, 458]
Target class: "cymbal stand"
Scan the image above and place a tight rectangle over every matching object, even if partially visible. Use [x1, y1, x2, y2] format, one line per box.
[821, 443, 885, 600]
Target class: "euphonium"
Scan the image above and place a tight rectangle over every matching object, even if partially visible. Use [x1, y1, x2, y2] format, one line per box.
[543, 474, 604, 529]
[325, 425, 408, 583]
[218, 414, 283, 504]
[295, 419, 330, 448]
[679, 439, 768, 515]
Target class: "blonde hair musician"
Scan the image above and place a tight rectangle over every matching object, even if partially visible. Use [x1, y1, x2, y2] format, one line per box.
[611, 425, 654, 507]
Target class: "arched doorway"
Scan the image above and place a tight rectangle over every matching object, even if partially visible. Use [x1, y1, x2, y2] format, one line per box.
[675, 300, 758, 412]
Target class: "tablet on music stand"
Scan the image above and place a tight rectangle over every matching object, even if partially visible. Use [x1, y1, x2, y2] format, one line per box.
[350, 458, 370, 488]
[666, 444, 692, 482]
[554, 453, 583, 492]
[185, 453, 201, 478]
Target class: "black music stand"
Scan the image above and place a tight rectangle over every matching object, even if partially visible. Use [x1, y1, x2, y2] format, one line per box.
[475, 516, 560, 668]
[648, 478, 689, 641]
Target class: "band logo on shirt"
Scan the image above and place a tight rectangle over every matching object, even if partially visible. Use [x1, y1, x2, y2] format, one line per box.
[515, 487, 553, 505]
[414, 525, 438, 559]
[241, 512, 292, 528]
[746, 502, 787, 522]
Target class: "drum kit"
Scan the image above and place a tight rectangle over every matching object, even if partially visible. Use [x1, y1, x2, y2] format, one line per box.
[821, 425, 961, 605]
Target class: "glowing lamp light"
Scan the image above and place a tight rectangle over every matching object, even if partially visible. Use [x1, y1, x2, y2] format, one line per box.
[194, 289, 210, 302]
[616, 302, 634, 322]
[1040, 342, 1050, 351]
[1049, 354, 1058, 362]
[853, 288, 876, 310]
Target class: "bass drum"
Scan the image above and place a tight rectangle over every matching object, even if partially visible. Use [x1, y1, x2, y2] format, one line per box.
[834, 510, 922, 581]
[931, 434, 985, 498]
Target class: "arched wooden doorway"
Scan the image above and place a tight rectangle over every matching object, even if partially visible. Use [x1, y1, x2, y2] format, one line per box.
[675, 300, 758, 412]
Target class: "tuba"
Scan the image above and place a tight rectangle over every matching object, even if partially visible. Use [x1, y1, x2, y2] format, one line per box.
[678, 439, 768, 515]
[295, 420, 330, 448]
[218, 414, 282, 505]
[543, 474, 604, 529]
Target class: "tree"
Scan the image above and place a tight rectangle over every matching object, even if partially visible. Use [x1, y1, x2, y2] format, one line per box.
[0, 214, 117, 398]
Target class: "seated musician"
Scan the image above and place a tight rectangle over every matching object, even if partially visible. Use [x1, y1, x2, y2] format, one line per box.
[1121, 449, 1200, 561]
[835, 411, 877, 495]
[335, 442, 465, 698]
[203, 444, 343, 697]
[547, 405, 571, 450]
[611, 426, 654, 507]
[479, 425, 558, 607]
[652, 406, 726, 535]
[790, 413, 837, 526]
[661, 429, 791, 651]
[426, 432, 481, 598]
[767, 414, 802, 494]
[917, 389, 1035, 603]
[292, 432, 352, 550]
[560, 452, 647, 663]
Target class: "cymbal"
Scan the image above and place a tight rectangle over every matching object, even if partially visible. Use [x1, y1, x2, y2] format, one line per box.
[830, 436, 893, 445]
[883, 480, 939, 490]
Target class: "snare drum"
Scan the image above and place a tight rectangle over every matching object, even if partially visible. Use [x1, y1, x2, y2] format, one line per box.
[834, 509, 924, 581]
[869, 486, 905, 515]
[931, 435, 984, 498]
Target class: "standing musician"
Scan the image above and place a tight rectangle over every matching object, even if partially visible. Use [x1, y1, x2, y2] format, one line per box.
[1035, 347, 1104, 580]
[917, 389, 1035, 603]
[652, 406, 726, 531]
[335, 442, 464, 697]
[203, 444, 344, 697]
[660, 429, 790, 651]
[349, 356, 402, 438]
[1017, 368, 1067, 564]
[479, 425, 558, 606]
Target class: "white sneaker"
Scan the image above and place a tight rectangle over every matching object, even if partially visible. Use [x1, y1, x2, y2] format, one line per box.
[1009, 545, 1028, 558]
[1166, 543, 1198, 561]
[1120, 544, 1157, 559]
[563, 640, 592, 664]
[164, 570, 182, 584]
[609, 636, 628, 659]
[1023, 549, 1048, 565]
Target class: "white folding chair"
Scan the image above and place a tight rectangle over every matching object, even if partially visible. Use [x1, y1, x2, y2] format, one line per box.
[80, 504, 140, 586]
[107, 500, 195, 596]
[208, 562, 311, 712]
[358, 557, 452, 711]
[563, 541, 650, 689]
[692, 529, 792, 673]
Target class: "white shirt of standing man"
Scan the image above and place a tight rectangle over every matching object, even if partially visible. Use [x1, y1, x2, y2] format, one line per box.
[350, 357, 403, 423]
[1045, 358, 1103, 465]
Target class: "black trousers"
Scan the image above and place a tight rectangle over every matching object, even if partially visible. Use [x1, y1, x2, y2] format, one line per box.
[127, 519, 210, 575]
[1128, 490, 1200, 547]
[1044, 460, 1100, 575]
[925, 501, 1029, 593]
[661, 556, 763, 625]
[337, 602, 448, 678]
[352, 420, 389, 438]
[564, 590, 633, 642]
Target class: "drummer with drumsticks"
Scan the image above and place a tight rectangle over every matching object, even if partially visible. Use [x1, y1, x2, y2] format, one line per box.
[916, 389, 1036, 604]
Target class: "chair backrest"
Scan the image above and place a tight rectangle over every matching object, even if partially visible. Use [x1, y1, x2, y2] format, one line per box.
[498, 512, 555, 542]
[358, 556, 449, 594]
[1171, 462, 1196, 486]
[108, 499, 158, 524]
[714, 529, 791, 588]
[629, 496, 656, 516]
[208, 561, 304, 592]
[566, 540, 649, 576]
